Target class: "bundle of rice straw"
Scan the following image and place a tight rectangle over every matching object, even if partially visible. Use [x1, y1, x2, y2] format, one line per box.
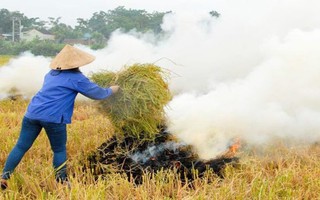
[91, 63, 172, 140]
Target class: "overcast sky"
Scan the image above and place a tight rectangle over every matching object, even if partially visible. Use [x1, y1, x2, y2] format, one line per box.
[2, 0, 220, 26]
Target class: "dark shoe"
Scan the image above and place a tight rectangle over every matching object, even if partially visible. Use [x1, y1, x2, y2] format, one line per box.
[1, 179, 8, 190]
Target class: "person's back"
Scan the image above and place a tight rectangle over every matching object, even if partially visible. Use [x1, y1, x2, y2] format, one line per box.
[1, 44, 119, 190]
[26, 69, 113, 124]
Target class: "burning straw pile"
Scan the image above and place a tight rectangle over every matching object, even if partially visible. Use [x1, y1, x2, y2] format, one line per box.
[86, 63, 239, 184]
[86, 128, 239, 184]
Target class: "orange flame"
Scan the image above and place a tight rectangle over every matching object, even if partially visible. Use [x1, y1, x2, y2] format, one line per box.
[171, 161, 181, 169]
[223, 138, 241, 158]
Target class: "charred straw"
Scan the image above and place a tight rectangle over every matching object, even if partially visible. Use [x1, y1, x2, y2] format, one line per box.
[85, 63, 239, 184]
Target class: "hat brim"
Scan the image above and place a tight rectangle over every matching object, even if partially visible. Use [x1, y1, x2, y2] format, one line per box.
[50, 44, 95, 70]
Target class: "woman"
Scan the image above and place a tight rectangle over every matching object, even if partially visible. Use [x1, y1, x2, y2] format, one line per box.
[1, 44, 119, 190]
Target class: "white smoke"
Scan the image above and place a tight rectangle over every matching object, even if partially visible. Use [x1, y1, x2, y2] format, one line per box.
[165, 1, 320, 158]
[129, 142, 186, 164]
[0, 52, 50, 98]
[1, 0, 320, 159]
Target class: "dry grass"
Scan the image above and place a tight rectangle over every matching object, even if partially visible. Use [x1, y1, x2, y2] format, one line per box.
[0, 99, 320, 199]
[0, 56, 12, 67]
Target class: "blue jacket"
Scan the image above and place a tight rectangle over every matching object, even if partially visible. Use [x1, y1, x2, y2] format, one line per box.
[25, 70, 112, 124]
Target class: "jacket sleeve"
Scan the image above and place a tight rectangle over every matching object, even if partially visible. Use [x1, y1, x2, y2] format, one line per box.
[73, 77, 113, 100]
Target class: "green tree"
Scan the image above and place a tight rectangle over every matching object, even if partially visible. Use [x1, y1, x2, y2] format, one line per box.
[87, 11, 109, 38]
[29, 39, 64, 56]
[209, 10, 220, 18]
[83, 7, 170, 39]
[0, 9, 12, 33]
[0, 7, 172, 54]
[90, 32, 106, 49]
[48, 17, 81, 42]
[0, 9, 42, 33]
[148, 11, 171, 33]
[75, 18, 90, 33]
[106, 6, 150, 32]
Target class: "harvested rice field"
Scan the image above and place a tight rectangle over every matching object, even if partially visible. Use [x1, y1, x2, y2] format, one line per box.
[0, 56, 12, 67]
[1, 99, 320, 199]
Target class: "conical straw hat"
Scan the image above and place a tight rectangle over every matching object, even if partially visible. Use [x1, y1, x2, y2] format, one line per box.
[50, 44, 95, 70]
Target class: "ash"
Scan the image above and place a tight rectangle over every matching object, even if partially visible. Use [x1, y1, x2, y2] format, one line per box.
[85, 127, 239, 184]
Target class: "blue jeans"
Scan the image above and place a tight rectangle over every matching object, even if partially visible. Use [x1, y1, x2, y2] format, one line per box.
[1, 116, 67, 182]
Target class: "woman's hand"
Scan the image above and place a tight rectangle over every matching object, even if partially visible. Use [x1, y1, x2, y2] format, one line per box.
[110, 85, 120, 94]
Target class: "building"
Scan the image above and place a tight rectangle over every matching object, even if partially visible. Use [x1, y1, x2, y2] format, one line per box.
[0, 34, 12, 40]
[20, 29, 55, 41]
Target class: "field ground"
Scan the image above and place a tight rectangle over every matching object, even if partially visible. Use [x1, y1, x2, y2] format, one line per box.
[0, 99, 320, 199]
[0, 56, 12, 67]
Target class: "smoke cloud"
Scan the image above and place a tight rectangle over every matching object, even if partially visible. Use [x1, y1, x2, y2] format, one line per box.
[1, 0, 320, 159]
[0, 53, 50, 98]
[129, 142, 186, 164]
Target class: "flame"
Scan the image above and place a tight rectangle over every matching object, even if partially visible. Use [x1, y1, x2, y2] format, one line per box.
[150, 157, 156, 161]
[172, 161, 181, 169]
[222, 138, 241, 158]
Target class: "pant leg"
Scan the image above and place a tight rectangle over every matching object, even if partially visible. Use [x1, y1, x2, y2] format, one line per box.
[1, 117, 42, 180]
[42, 121, 67, 182]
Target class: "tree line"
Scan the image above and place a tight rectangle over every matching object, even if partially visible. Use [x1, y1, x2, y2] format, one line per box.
[0, 7, 219, 56]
